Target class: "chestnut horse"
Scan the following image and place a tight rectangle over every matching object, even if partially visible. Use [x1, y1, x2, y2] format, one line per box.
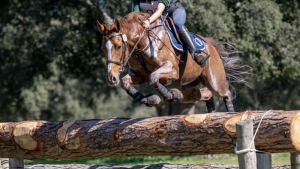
[97, 12, 247, 112]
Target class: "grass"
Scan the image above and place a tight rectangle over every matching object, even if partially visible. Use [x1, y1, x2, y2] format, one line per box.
[25, 153, 290, 166]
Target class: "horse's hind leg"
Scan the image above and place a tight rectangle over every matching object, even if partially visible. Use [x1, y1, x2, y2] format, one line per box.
[206, 97, 216, 113]
[121, 68, 161, 107]
[179, 80, 215, 113]
[200, 76, 234, 112]
[200, 46, 235, 112]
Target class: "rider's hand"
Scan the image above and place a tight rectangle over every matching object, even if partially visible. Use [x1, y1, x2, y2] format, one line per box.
[142, 3, 165, 29]
[142, 20, 150, 29]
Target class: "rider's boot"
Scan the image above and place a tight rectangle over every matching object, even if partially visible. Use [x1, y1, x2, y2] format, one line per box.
[177, 25, 210, 67]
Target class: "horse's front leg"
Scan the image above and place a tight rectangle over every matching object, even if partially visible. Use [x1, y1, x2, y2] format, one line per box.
[121, 69, 161, 107]
[149, 61, 182, 102]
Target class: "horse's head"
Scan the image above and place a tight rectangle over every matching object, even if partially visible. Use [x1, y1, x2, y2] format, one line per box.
[97, 19, 128, 86]
[97, 13, 150, 86]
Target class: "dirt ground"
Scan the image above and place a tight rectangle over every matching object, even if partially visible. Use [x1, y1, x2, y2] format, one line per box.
[24, 163, 291, 169]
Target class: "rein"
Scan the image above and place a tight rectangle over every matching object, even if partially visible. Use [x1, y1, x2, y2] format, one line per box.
[103, 30, 145, 72]
[138, 18, 182, 62]
[103, 17, 181, 72]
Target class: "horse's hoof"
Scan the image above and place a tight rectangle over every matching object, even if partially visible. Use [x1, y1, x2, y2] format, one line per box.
[145, 94, 161, 107]
[170, 88, 184, 102]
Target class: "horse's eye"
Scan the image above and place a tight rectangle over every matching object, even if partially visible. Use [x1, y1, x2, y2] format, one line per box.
[116, 45, 121, 50]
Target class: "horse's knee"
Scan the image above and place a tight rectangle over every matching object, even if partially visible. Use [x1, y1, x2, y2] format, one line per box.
[121, 75, 131, 90]
[149, 61, 174, 85]
[180, 87, 212, 103]
[199, 88, 213, 101]
[164, 61, 173, 69]
[149, 73, 160, 86]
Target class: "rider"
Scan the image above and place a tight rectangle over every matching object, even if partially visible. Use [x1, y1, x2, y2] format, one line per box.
[132, 0, 208, 67]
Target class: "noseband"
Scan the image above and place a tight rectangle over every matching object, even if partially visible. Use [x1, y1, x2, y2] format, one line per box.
[103, 31, 145, 72]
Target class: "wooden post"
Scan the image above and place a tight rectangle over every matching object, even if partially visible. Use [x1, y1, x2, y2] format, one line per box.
[9, 158, 24, 169]
[0, 158, 9, 169]
[256, 152, 272, 169]
[236, 120, 257, 169]
[291, 152, 300, 169]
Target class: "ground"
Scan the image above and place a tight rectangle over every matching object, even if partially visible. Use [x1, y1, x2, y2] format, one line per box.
[25, 163, 291, 169]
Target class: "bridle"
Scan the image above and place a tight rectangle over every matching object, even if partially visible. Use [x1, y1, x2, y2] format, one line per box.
[103, 18, 179, 73]
[103, 30, 145, 72]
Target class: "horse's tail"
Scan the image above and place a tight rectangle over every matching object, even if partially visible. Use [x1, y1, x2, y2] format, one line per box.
[205, 38, 253, 96]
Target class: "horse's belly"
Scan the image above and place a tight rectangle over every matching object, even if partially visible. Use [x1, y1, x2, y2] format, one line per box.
[181, 75, 199, 85]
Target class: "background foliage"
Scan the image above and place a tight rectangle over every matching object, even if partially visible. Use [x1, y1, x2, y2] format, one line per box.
[0, 0, 300, 122]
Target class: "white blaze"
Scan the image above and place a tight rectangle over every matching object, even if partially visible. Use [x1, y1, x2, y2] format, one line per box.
[106, 40, 113, 73]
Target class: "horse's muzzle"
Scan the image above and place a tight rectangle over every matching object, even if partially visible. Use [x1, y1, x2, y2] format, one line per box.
[107, 73, 120, 86]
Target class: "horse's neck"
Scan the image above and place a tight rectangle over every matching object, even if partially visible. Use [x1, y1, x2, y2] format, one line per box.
[125, 17, 165, 58]
[136, 19, 164, 47]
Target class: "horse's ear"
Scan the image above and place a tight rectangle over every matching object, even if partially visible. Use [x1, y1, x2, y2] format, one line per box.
[96, 20, 105, 34]
[114, 19, 122, 32]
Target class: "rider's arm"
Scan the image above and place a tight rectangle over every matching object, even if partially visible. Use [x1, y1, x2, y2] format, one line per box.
[142, 2, 165, 28]
[132, 0, 140, 13]
[159, 0, 171, 8]
[149, 3, 165, 23]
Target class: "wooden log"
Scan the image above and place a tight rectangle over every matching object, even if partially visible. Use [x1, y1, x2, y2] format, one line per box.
[0, 110, 299, 160]
[291, 152, 300, 169]
[236, 120, 257, 169]
[256, 152, 272, 169]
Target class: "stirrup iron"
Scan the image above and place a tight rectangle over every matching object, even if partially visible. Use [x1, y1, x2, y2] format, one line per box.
[195, 50, 210, 67]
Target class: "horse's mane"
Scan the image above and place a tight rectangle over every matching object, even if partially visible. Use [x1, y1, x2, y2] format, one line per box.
[101, 13, 150, 35]
[120, 12, 151, 28]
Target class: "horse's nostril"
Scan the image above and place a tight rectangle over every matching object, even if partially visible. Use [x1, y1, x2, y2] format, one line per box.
[112, 77, 117, 83]
[107, 74, 119, 85]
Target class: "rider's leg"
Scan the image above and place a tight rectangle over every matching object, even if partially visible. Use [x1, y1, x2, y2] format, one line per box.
[170, 7, 209, 67]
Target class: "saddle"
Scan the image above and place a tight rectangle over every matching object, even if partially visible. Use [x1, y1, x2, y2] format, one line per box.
[163, 17, 206, 53]
[162, 17, 208, 87]
[165, 17, 183, 45]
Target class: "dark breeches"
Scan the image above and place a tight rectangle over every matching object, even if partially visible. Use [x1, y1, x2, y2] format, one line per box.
[169, 7, 186, 31]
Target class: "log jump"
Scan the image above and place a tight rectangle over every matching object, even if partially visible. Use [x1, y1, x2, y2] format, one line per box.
[0, 110, 299, 160]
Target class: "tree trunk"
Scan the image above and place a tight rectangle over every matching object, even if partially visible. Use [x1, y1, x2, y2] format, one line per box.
[0, 110, 299, 160]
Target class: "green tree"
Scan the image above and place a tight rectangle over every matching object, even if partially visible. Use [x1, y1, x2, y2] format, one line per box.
[1, 0, 300, 122]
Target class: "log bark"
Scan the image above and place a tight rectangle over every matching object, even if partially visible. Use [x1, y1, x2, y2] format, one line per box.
[0, 110, 299, 160]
